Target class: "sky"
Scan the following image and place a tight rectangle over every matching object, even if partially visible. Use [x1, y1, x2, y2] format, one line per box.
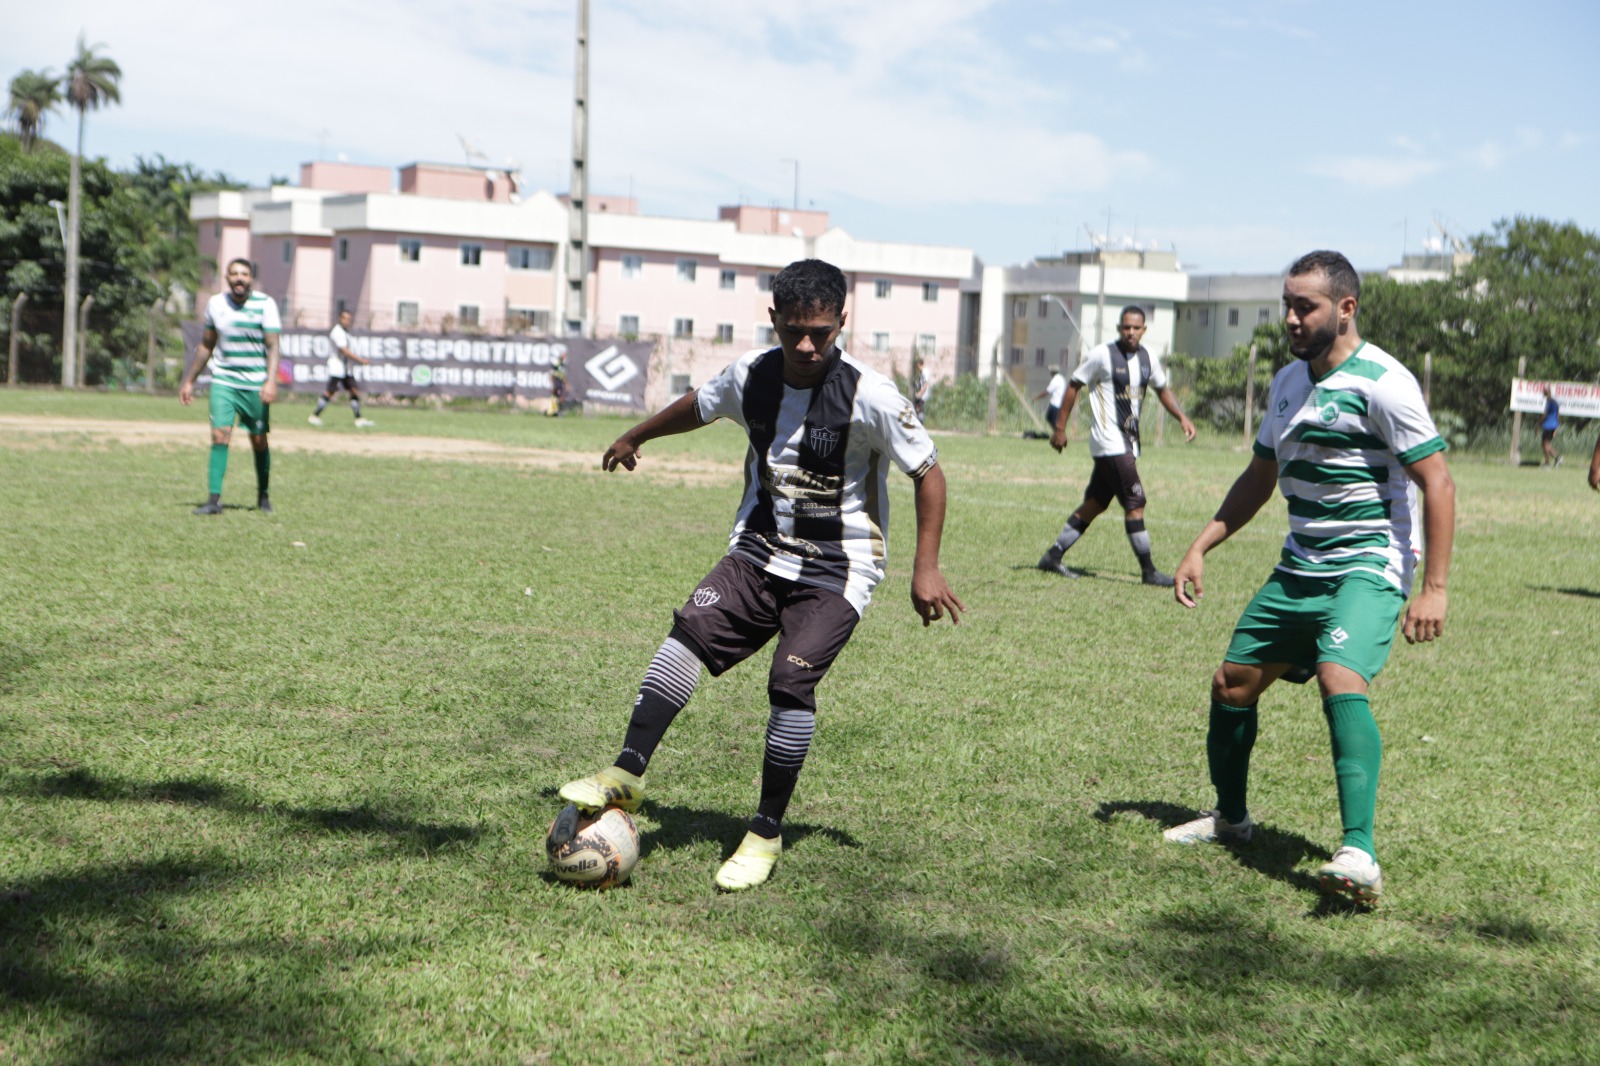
[7, 0, 1598, 274]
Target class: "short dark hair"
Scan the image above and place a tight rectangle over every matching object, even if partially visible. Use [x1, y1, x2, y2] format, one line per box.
[771, 259, 847, 317]
[1288, 250, 1360, 303]
[225, 257, 254, 276]
[1118, 305, 1146, 323]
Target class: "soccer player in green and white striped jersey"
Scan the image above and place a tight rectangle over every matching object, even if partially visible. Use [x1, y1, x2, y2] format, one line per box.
[1165, 251, 1456, 906]
[180, 259, 282, 515]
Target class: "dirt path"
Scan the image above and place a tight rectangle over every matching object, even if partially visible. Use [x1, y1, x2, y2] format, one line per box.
[0, 415, 742, 483]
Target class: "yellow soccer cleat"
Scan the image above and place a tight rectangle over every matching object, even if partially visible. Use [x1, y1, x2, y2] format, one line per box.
[558, 766, 645, 813]
[714, 831, 782, 892]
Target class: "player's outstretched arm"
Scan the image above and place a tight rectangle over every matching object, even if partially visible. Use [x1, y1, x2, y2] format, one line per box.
[260, 332, 280, 404]
[602, 389, 704, 472]
[1401, 451, 1455, 644]
[910, 464, 965, 626]
[1175, 455, 1277, 608]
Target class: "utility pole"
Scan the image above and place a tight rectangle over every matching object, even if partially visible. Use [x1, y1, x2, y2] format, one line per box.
[565, 0, 590, 337]
[782, 158, 799, 211]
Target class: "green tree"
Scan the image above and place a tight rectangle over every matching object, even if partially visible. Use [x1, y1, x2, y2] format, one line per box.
[61, 35, 122, 387]
[6, 69, 62, 152]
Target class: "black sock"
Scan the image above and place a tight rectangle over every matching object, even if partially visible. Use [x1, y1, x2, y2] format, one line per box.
[1047, 514, 1090, 557]
[752, 702, 816, 838]
[313, 396, 329, 416]
[1125, 517, 1156, 573]
[614, 632, 702, 777]
[253, 448, 270, 497]
[351, 398, 362, 418]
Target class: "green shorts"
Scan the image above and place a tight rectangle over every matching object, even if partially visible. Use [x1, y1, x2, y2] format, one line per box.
[209, 385, 270, 435]
[1225, 569, 1405, 684]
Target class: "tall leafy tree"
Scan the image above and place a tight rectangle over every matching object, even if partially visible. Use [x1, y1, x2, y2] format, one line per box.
[6, 69, 62, 152]
[61, 35, 122, 387]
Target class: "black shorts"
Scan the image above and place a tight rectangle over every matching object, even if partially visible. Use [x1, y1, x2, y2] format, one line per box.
[1084, 453, 1146, 510]
[1044, 405, 1060, 430]
[670, 554, 859, 708]
[325, 375, 357, 394]
[1541, 427, 1556, 442]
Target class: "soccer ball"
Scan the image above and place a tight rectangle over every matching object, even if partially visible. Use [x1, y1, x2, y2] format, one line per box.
[546, 806, 640, 889]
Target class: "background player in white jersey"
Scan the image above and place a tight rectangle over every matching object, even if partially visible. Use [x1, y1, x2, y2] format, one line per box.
[179, 259, 280, 515]
[1166, 251, 1456, 905]
[308, 310, 374, 427]
[1037, 307, 1196, 585]
[554, 258, 965, 892]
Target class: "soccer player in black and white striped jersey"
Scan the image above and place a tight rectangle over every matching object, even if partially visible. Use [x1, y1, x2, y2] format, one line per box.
[556, 259, 965, 891]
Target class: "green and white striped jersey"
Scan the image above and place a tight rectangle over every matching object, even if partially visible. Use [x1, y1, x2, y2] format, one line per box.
[203, 290, 281, 391]
[1254, 342, 1446, 595]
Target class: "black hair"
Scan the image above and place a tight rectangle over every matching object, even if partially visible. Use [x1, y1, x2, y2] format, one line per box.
[1288, 250, 1360, 303]
[225, 257, 254, 276]
[771, 259, 847, 317]
[1118, 305, 1146, 323]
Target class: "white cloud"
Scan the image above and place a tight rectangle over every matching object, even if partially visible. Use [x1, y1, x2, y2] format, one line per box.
[1467, 141, 1507, 170]
[1560, 131, 1585, 149]
[1305, 155, 1442, 190]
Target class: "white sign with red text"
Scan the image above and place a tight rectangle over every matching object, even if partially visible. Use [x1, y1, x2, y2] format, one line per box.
[1510, 379, 1600, 420]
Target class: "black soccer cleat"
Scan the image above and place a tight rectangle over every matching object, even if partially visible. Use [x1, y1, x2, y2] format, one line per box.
[546, 803, 581, 850]
[257, 494, 274, 515]
[1142, 570, 1176, 587]
[193, 500, 224, 516]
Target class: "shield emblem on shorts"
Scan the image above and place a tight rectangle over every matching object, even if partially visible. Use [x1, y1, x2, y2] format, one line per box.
[693, 586, 720, 608]
[808, 425, 839, 458]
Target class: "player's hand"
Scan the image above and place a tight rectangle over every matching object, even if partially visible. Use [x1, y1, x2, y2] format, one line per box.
[1180, 417, 1197, 442]
[602, 436, 642, 472]
[179, 382, 194, 406]
[1174, 550, 1205, 608]
[911, 566, 965, 626]
[260, 379, 278, 404]
[1402, 588, 1447, 644]
[1050, 428, 1067, 453]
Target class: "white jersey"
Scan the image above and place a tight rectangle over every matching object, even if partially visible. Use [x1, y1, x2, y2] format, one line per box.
[1044, 372, 1068, 407]
[328, 323, 352, 377]
[695, 347, 938, 615]
[1071, 341, 1168, 457]
[1254, 341, 1446, 595]
[203, 291, 281, 392]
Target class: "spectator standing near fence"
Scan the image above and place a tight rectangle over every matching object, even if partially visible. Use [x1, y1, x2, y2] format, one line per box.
[1540, 386, 1561, 467]
[309, 310, 375, 428]
[1035, 365, 1069, 434]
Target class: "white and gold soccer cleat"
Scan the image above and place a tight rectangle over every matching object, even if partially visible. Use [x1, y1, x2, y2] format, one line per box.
[714, 831, 782, 892]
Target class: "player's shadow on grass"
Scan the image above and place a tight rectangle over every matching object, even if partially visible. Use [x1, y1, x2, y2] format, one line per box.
[1526, 583, 1600, 599]
[1095, 799, 1335, 901]
[4, 767, 482, 854]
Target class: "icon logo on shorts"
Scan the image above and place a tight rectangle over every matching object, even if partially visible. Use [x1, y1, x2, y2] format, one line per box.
[692, 586, 720, 607]
[1318, 402, 1340, 425]
[786, 654, 815, 669]
[808, 425, 839, 458]
[1329, 626, 1350, 647]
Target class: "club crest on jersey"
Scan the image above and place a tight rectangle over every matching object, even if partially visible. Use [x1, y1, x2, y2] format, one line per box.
[808, 425, 840, 458]
[692, 586, 720, 608]
[898, 404, 920, 432]
[1318, 402, 1340, 425]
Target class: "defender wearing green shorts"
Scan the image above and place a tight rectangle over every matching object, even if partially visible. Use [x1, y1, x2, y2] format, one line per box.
[180, 258, 282, 515]
[1167, 251, 1456, 905]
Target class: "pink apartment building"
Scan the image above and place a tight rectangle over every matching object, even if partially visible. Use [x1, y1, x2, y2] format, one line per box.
[191, 161, 975, 406]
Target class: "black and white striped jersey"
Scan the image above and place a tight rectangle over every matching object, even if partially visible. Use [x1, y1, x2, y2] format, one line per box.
[695, 347, 938, 615]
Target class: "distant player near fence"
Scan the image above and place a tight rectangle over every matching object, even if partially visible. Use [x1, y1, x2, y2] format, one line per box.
[309, 310, 375, 428]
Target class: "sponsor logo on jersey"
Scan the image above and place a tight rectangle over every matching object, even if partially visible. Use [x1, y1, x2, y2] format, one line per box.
[692, 586, 720, 607]
[808, 425, 840, 458]
[898, 403, 920, 432]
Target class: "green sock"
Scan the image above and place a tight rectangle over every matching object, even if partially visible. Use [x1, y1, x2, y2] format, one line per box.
[253, 447, 270, 496]
[1207, 699, 1257, 825]
[1324, 693, 1381, 861]
[207, 443, 228, 495]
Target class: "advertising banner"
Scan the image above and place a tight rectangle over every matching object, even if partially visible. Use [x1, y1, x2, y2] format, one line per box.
[181, 323, 652, 408]
[1509, 378, 1600, 420]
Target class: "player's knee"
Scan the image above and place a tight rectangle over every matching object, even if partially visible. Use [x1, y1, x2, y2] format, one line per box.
[767, 670, 818, 714]
[1211, 665, 1252, 705]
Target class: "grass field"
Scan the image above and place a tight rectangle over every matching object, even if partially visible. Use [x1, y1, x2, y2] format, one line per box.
[2, 390, 1597, 1065]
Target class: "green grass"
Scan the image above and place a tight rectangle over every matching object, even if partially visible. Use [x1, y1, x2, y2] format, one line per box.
[1, 390, 1597, 1064]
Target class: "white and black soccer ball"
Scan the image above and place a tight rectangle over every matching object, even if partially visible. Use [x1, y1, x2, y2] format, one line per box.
[546, 807, 640, 889]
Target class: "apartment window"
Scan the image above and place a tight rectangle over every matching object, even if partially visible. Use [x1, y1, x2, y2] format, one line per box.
[1060, 348, 1072, 366]
[399, 238, 421, 262]
[670, 373, 692, 394]
[873, 332, 890, 352]
[758, 272, 775, 292]
[676, 258, 697, 283]
[1198, 308, 1210, 327]
[619, 314, 640, 336]
[621, 254, 643, 279]
[507, 307, 550, 333]
[282, 240, 293, 263]
[756, 325, 776, 346]
[720, 269, 736, 291]
[1228, 308, 1240, 327]
[875, 279, 892, 299]
[1259, 307, 1272, 324]
[673, 317, 694, 338]
[1035, 347, 1046, 367]
[509, 246, 554, 270]
[1009, 347, 1022, 365]
[460, 243, 483, 267]
[337, 238, 348, 262]
[1013, 299, 1026, 319]
[396, 301, 419, 327]
[458, 304, 481, 327]
[918, 334, 937, 356]
[716, 323, 734, 343]
[923, 282, 939, 303]
[1040, 298, 1052, 318]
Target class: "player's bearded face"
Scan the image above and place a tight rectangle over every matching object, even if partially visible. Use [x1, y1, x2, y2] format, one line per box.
[1283, 273, 1340, 362]
[226, 264, 253, 299]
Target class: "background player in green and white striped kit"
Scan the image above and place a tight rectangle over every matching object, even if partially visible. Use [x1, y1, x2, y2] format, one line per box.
[180, 258, 281, 515]
[1166, 250, 1456, 905]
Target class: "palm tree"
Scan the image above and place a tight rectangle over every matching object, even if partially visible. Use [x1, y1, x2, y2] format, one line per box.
[6, 69, 62, 151]
[61, 36, 122, 387]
